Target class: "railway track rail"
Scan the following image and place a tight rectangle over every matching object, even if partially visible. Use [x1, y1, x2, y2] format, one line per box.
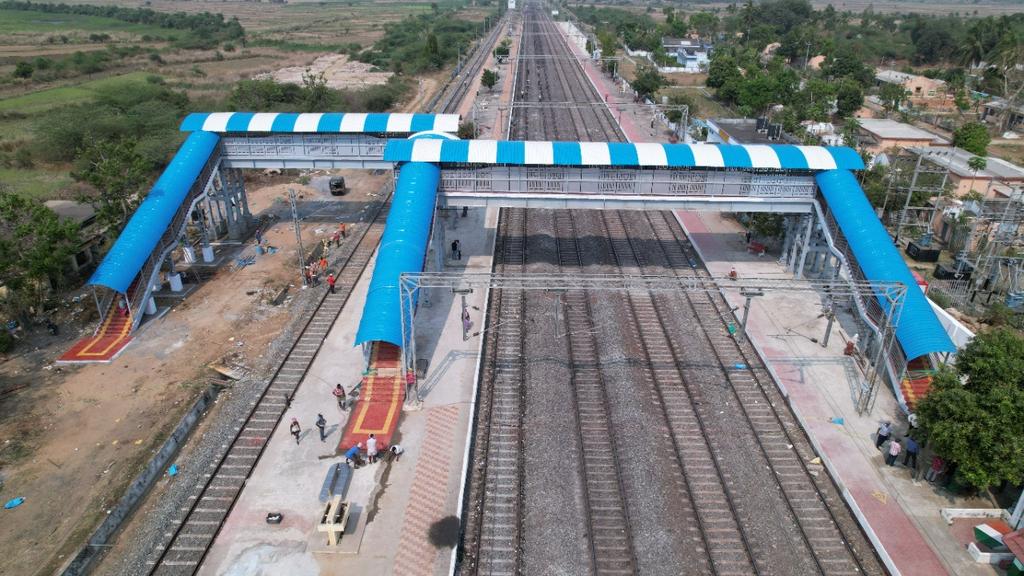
[462, 4, 885, 576]
[148, 192, 392, 575]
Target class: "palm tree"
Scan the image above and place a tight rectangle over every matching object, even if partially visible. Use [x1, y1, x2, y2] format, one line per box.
[967, 155, 988, 198]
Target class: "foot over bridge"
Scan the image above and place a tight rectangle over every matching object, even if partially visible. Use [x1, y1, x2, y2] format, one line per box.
[77, 111, 956, 413]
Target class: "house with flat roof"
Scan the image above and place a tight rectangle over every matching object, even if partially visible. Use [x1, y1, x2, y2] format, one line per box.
[856, 118, 948, 155]
[910, 147, 1024, 199]
[875, 70, 951, 111]
[662, 37, 711, 72]
[44, 200, 105, 275]
[981, 99, 1024, 132]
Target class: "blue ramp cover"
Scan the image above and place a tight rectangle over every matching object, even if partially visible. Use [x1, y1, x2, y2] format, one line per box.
[88, 131, 220, 293]
[816, 170, 956, 360]
[354, 162, 440, 347]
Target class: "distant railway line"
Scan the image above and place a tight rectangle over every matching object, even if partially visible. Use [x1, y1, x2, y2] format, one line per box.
[459, 4, 885, 575]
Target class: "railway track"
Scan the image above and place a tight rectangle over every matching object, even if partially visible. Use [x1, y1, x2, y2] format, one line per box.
[462, 208, 527, 576]
[148, 192, 392, 575]
[435, 13, 507, 114]
[462, 4, 885, 576]
[553, 210, 637, 575]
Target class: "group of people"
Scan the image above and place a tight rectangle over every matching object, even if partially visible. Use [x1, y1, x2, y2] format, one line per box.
[302, 224, 349, 288]
[875, 420, 945, 482]
[289, 413, 333, 444]
[343, 434, 404, 468]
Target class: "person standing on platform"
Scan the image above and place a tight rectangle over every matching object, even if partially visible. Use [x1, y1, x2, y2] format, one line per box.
[451, 239, 461, 261]
[290, 418, 301, 445]
[327, 273, 336, 294]
[744, 230, 752, 244]
[886, 437, 902, 466]
[333, 383, 347, 410]
[875, 421, 892, 449]
[903, 436, 920, 469]
[367, 433, 378, 464]
[255, 227, 263, 245]
[389, 444, 404, 462]
[316, 413, 327, 442]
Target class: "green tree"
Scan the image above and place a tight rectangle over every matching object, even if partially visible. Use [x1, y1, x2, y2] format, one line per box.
[953, 123, 991, 156]
[481, 69, 498, 91]
[631, 65, 666, 100]
[917, 329, 1024, 490]
[956, 328, 1024, 391]
[689, 12, 718, 42]
[835, 79, 864, 118]
[0, 187, 81, 320]
[73, 139, 150, 231]
[878, 82, 908, 116]
[301, 69, 334, 112]
[967, 156, 988, 196]
[425, 32, 441, 68]
[706, 53, 741, 89]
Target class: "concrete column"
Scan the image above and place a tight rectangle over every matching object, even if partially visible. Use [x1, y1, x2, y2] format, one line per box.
[434, 208, 446, 271]
[202, 245, 215, 263]
[146, 296, 158, 315]
[795, 216, 813, 279]
[787, 217, 802, 272]
[183, 246, 196, 264]
[168, 272, 183, 292]
[781, 217, 795, 266]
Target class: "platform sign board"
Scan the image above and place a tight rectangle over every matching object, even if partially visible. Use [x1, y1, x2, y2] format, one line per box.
[508, 0, 515, 9]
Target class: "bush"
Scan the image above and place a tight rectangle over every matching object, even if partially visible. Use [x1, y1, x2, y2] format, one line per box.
[13, 61, 33, 79]
[0, 330, 13, 354]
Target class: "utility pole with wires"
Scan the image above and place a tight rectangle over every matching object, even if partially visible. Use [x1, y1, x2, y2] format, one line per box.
[287, 187, 307, 287]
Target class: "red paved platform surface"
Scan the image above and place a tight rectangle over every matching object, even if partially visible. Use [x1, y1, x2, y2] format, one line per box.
[338, 342, 405, 451]
[58, 305, 133, 363]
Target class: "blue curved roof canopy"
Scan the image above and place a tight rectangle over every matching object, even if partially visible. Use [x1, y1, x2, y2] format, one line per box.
[181, 112, 461, 135]
[816, 169, 956, 360]
[383, 139, 864, 171]
[88, 131, 220, 293]
[354, 162, 441, 347]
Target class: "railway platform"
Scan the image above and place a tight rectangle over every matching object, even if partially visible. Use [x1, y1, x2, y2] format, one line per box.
[677, 209, 997, 576]
[198, 206, 496, 576]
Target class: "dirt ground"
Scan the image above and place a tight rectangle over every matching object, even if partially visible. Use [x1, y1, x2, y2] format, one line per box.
[260, 53, 392, 90]
[0, 168, 386, 576]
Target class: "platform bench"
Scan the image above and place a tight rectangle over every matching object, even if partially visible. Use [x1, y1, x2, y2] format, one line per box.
[317, 495, 350, 546]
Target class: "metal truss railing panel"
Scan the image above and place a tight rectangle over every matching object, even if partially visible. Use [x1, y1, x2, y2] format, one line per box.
[220, 134, 387, 163]
[436, 193, 814, 214]
[438, 166, 817, 198]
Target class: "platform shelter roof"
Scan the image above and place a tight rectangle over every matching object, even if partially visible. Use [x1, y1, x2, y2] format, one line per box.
[180, 112, 460, 135]
[383, 139, 864, 171]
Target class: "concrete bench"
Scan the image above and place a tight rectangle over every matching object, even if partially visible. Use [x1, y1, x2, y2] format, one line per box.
[317, 495, 350, 546]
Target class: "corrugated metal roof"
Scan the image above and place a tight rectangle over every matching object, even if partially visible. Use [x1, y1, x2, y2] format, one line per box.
[180, 112, 460, 135]
[88, 131, 221, 293]
[816, 169, 956, 360]
[383, 140, 864, 171]
[354, 161, 440, 348]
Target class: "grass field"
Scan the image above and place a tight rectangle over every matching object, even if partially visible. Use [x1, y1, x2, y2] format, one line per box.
[0, 166, 74, 198]
[0, 9, 175, 38]
[0, 71, 152, 114]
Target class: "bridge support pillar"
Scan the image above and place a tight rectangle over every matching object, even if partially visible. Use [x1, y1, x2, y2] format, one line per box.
[433, 207, 446, 271]
[169, 272, 183, 292]
[202, 245, 215, 263]
[146, 296, 158, 316]
[795, 215, 813, 279]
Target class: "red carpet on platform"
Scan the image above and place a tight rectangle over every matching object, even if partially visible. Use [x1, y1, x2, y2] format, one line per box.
[58, 306, 133, 363]
[338, 342, 406, 451]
